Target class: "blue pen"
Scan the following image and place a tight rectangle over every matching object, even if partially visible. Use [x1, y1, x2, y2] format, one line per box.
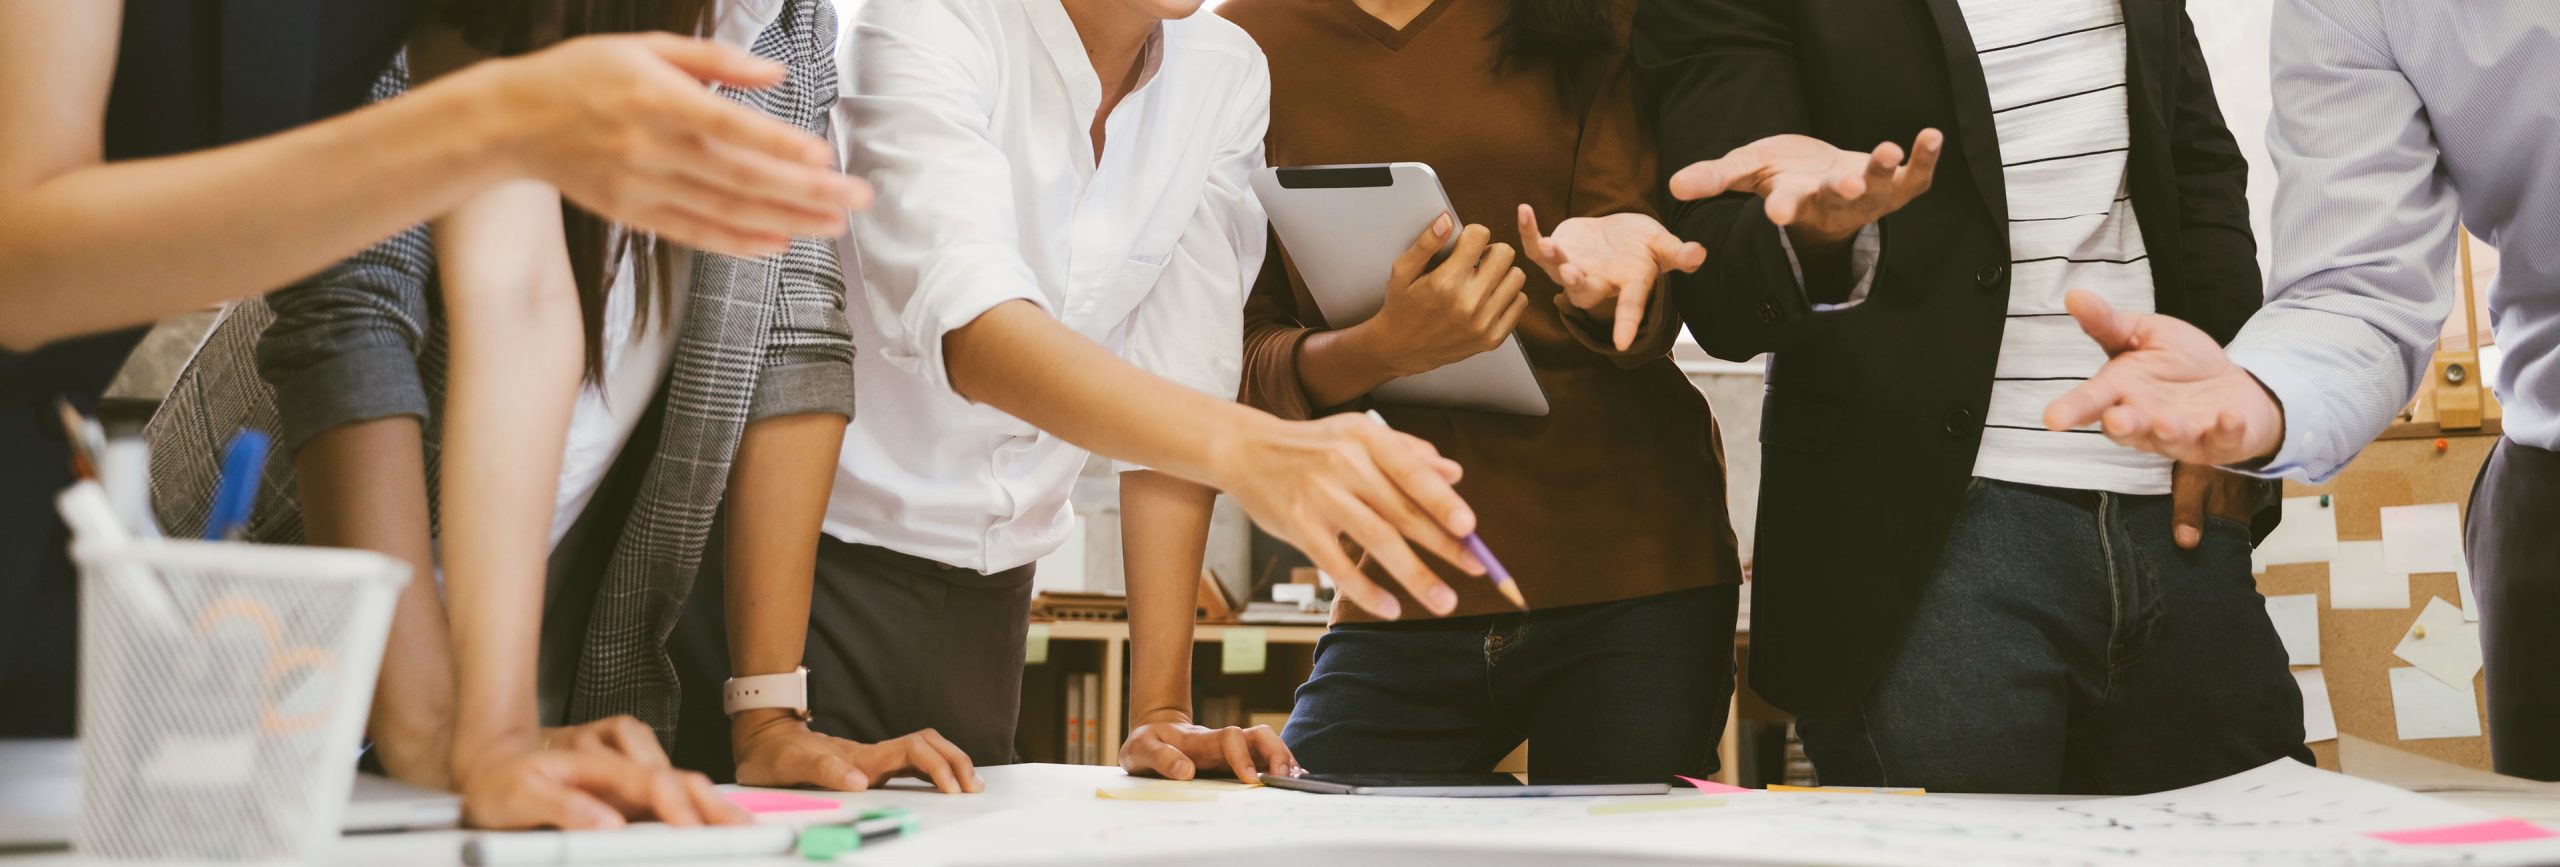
[203, 430, 271, 541]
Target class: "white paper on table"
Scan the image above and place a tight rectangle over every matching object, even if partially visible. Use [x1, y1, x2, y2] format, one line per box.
[881, 760, 2560, 867]
[2253, 496, 2339, 573]
[2381, 503, 2466, 574]
[2458, 560, 2481, 623]
[2393, 596, 2483, 689]
[2265, 593, 2321, 665]
[2390, 666, 2482, 740]
[2295, 669, 2337, 744]
[2326, 540, 2410, 609]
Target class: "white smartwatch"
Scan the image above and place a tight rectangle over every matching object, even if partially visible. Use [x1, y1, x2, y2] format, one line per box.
[722, 667, 810, 719]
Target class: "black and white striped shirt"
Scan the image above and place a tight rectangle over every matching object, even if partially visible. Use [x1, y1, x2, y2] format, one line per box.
[1961, 0, 2171, 495]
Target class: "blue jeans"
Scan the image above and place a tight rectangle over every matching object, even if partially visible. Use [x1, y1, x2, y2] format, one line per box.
[1797, 478, 2311, 794]
[1285, 585, 1738, 784]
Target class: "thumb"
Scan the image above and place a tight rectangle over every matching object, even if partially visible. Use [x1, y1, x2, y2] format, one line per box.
[636, 33, 788, 89]
[1648, 232, 1708, 274]
[2169, 465, 2207, 550]
[1668, 157, 1751, 201]
[1390, 213, 1454, 288]
[2065, 289, 2141, 356]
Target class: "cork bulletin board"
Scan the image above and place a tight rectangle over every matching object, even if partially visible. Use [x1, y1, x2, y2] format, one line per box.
[2256, 429, 2497, 771]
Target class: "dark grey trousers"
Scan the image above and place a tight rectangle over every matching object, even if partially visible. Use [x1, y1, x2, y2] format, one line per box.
[670, 527, 1035, 780]
[2468, 438, 2560, 781]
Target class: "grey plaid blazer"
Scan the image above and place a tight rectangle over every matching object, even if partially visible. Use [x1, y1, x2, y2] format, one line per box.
[147, 0, 853, 742]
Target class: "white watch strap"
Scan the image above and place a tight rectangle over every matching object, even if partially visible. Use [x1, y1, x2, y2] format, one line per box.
[723, 667, 810, 718]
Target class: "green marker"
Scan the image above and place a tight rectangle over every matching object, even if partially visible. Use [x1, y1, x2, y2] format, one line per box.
[798, 809, 920, 861]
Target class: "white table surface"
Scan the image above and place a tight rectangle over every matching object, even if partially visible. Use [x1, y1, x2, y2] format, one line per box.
[13, 756, 2560, 867]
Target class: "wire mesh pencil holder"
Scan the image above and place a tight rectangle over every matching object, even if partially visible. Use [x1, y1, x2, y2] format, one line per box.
[69, 533, 408, 864]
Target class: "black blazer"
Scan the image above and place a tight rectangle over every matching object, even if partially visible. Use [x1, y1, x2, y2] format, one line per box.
[1635, 0, 2263, 718]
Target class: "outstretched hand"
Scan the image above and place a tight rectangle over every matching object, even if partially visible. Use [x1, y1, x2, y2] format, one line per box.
[2042, 290, 2287, 466]
[1668, 131, 1944, 249]
[1517, 206, 1705, 351]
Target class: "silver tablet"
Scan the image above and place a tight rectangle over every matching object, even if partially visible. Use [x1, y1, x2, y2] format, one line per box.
[1250, 163, 1550, 416]
[1263, 772, 1670, 798]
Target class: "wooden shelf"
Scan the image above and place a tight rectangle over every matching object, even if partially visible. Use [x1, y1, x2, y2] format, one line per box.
[1022, 618, 1747, 784]
[1025, 620, 1326, 766]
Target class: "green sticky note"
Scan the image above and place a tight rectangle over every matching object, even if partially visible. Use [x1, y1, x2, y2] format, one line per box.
[1025, 624, 1049, 665]
[1221, 628, 1267, 675]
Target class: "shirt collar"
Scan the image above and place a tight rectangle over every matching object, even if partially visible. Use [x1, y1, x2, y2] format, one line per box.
[711, 0, 787, 50]
[1023, 2, 1169, 115]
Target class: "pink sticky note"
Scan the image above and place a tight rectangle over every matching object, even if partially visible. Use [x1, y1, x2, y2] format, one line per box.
[723, 790, 844, 814]
[1676, 775, 1754, 795]
[2367, 819, 2559, 846]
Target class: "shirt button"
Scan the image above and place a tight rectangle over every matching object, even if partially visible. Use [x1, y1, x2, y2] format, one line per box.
[1976, 264, 2007, 289]
[1758, 300, 1780, 324]
[1944, 407, 1977, 436]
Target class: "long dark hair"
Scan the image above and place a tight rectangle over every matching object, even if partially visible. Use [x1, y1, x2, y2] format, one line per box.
[1493, 0, 1617, 98]
[438, 0, 716, 382]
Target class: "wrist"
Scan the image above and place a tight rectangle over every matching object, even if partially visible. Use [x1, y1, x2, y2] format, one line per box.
[450, 725, 540, 783]
[431, 58, 542, 185]
[1133, 707, 1193, 728]
[1333, 320, 1423, 379]
[730, 708, 809, 752]
[1202, 408, 1286, 493]
[1783, 223, 1856, 258]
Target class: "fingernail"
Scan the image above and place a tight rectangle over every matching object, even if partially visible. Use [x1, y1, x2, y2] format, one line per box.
[844, 771, 868, 790]
[1433, 214, 1452, 238]
[587, 806, 623, 828]
[2177, 526, 2200, 547]
[1374, 596, 1402, 620]
[1429, 586, 1457, 614]
[1453, 507, 1477, 534]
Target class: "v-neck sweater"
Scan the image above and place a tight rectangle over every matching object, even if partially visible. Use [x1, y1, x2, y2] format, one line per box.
[1219, 0, 1741, 621]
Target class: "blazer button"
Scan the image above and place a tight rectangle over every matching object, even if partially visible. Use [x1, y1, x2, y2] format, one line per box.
[1944, 407, 1977, 436]
[1758, 300, 1779, 324]
[1976, 264, 2007, 289]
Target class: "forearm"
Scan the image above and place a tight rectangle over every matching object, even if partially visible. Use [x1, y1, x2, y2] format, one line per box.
[722, 413, 844, 741]
[295, 416, 456, 789]
[1292, 324, 1408, 410]
[0, 76, 515, 350]
[1122, 471, 1214, 726]
[436, 182, 583, 765]
[944, 301, 1275, 488]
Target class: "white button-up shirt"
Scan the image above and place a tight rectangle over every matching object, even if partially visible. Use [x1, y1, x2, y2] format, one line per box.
[824, 0, 1270, 572]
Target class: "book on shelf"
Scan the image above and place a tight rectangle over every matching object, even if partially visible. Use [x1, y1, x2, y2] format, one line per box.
[1081, 672, 1102, 765]
[1064, 677, 1085, 765]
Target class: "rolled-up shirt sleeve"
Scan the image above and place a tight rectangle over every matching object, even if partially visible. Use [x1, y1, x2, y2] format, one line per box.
[1111, 51, 1270, 474]
[835, 0, 1049, 401]
[747, 0, 856, 423]
[2225, 0, 2455, 483]
[253, 225, 438, 457]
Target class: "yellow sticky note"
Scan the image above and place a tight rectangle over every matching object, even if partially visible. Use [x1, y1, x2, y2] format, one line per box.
[1025, 624, 1049, 665]
[1221, 628, 1267, 675]
[1767, 785, 1926, 795]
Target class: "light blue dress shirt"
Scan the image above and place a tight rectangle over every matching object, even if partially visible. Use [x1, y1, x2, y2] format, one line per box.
[2226, 0, 2560, 482]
